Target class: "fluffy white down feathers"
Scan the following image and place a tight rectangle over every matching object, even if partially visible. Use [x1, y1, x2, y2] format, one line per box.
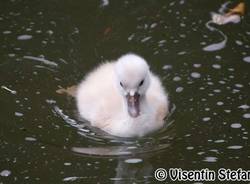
[76, 53, 169, 137]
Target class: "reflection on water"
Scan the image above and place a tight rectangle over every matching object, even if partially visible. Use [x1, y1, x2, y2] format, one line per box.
[0, 0, 250, 183]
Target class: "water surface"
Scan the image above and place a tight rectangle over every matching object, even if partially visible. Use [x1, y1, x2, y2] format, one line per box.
[0, 0, 250, 183]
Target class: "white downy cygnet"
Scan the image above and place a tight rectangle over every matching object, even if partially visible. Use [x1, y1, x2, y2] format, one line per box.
[76, 53, 169, 137]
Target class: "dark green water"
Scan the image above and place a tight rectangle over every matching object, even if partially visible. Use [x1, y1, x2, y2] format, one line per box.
[0, 0, 250, 183]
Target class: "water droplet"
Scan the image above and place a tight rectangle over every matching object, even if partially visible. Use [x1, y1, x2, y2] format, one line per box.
[193, 64, 201, 68]
[235, 84, 243, 88]
[230, 123, 242, 129]
[0, 170, 11, 177]
[64, 162, 72, 166]
[150, 23, 157, 28]
[162, 65, 172, 70]
[212, 64, 221, 69]
[3, 30, 11, 34]
[202, 117, 211, 122]
[46, 30, 53, 35]
[141, 36, 151, 43]
[176, 87, 184, 93]
[17, 34, 33, 40]
[186, 146, 194, 150]
[235, 40, 243, 46]
[217, 101, 224, 106]
[227, 145, 243, 150]
[215, 55, 222, 60]
[203, 156, 217, 162]
[25, 137, 37, 141]
[238, 105, 250, 110]
[63, 176, 81, 182]
[158, 40, 166, 44]
[214, 139, 225, 143]
[177, 51, 186, 55]
[173, 76, 181, 81]
[243, 113, 250, 119]
[191, 72, 201, 78]
[243, 56, 250, 63]
[124, 158, 143, 164]
[15, 112, 23, 117]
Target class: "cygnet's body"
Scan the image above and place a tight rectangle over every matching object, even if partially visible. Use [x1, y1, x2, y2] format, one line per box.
[76, 54, 169, 137]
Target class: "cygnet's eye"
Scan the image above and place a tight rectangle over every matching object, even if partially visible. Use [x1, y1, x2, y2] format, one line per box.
[120, 82, 124, 87]
[139, 80, 144, 87]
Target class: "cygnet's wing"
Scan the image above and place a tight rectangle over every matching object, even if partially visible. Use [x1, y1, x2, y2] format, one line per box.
[56, 85, 77, 97]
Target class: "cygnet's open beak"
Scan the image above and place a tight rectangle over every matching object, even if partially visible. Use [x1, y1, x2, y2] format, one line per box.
[127, 92, 140, 118]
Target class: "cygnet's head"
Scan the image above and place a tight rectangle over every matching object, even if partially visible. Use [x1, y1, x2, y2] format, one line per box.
[115, 53, 150, 118]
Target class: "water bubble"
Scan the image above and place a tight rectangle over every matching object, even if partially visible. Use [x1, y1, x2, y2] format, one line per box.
[235, 40, 243, 46]
[64, 162, 72, 166]
[0, 170, 11, 177]
[213, 89, 221, 93]
[214, 139, 225, 143]
[158, 40, 166, 44]
[46, 30, 53, 35]
[173, 76, 181, 81]
[36, 30, 42, 34]
[25, 137, 37, 141]
[202, 117, 211, 122]
[205, 108, 210, 111]
[15, 112, 23, 117]
[178, 51, 187, 55]
[3, 30, 12, 34]
[197, 152, 205, 155]
[215, 55, 222, 60]
[193, 64, 201, 68]
[186, 146, 194, 150]
[230, 123, 242, 129]
[180, 23, 186, 27]
[191, 72, 201, 78]
[150, 23, 157, 28]
[219, 80, 226, 84]
[227, 145, 243, 150]
[63, 176, 82, 182]
[141, 36, 151, 43]
[203, 156, 217, 163]
[216, 101, 224, 106]
[124, 158, 143, 164]
[8, 53, 15, 57]
[17, 34, 33, 40]
[235, 84, 243, 88]
[243, 113, 250, 119]
[176, 87, 184, 93]
[179, 34, 186, 38]
[212, 64, 221, 69]
[243, 56, 250, 63]
[238, 105, 250, 110]
[162, 65, 172, 70]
